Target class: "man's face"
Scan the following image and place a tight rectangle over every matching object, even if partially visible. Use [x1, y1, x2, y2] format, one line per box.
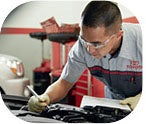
[80, 25, 122, 59]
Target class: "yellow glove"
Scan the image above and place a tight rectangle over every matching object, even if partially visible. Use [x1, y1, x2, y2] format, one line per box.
[28, 94, 50, 113]
[120, 93, 141, 110]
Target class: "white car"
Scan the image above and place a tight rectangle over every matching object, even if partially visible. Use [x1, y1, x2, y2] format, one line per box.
[0, 54, 29, 96]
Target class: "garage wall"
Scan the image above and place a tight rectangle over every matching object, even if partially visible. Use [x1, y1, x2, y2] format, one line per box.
[0, 1, 135, 84]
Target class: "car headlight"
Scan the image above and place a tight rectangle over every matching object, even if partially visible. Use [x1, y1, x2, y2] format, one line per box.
[0, 56, 24, 77]
[6, 60, 24, 77]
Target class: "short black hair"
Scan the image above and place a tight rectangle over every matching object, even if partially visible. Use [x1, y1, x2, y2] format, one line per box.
[81, 1, 122, 28]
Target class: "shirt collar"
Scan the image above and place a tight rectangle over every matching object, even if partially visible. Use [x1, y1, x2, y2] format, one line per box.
[118, 30, 135, 60]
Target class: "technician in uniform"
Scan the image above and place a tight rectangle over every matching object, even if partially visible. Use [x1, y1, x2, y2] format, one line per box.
[28, 1, 142, 112]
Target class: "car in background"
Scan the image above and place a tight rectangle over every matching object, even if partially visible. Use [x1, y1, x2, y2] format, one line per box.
[0, 54, 29, 96]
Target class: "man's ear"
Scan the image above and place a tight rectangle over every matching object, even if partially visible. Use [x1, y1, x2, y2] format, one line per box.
[116, 30, 123, 41]
[117, 30, 123, 39]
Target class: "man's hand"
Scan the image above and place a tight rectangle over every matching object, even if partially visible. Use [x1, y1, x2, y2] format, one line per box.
[28, 94, 50, 113]
[120, 93, 141, 110]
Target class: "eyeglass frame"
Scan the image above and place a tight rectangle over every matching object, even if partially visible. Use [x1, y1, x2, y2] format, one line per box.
[79, 33, 117, 49]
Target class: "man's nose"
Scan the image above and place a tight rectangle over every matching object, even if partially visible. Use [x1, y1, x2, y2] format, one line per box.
[87, 45, 96, 54]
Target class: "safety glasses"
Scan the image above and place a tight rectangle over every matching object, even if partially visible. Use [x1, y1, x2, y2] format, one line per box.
[79, 34, 116, 49]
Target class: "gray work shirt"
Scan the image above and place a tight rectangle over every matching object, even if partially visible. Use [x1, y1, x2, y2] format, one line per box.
[60, 23, 142, 99]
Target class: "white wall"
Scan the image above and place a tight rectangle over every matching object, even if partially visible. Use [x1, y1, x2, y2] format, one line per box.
[0, 1, 134, 84]
[2, 1, 134, 28]
[2, 1, 89, 28]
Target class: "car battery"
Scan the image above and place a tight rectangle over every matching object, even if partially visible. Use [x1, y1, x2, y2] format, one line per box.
[33, 66, 51, 95]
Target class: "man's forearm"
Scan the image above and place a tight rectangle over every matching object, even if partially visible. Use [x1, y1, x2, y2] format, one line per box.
[44, 78, 75, 104]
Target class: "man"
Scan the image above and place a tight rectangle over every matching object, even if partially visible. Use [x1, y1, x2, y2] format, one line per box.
[28, 1, 142, 113]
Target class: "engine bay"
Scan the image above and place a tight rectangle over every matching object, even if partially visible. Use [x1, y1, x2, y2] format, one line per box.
[1, 94, 131, 123]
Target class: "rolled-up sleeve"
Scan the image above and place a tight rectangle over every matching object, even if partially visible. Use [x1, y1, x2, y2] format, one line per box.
[60, 41, 86, 83]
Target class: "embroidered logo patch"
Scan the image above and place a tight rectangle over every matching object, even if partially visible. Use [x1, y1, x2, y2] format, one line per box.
[127, 60, 142, 70]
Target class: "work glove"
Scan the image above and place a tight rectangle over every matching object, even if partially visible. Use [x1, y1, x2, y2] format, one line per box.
[120, 93, 141, 110]
[28, 94, 50, 113]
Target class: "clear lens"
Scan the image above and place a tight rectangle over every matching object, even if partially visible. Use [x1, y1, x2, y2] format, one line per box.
[79, 34, 116, 49]
[16, 62, 24, 77]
